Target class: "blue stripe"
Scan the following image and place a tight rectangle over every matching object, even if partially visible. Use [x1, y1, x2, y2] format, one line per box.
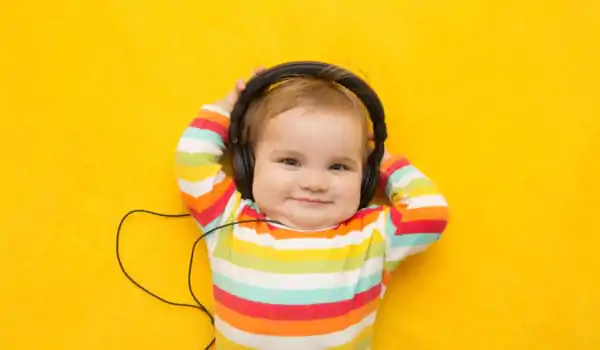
[211, 271, 382, 305]
[182, 127, 224, 146]
[204, 215, 224, 233]
[385, 165, 415, 193]
[388, 233, 440, 248]
[384, 211, 398, 232]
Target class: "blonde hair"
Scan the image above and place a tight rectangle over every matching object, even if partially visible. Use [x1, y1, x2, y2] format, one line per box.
[241, 70, 370, 147]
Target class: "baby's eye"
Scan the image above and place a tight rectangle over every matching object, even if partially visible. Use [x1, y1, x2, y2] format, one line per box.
[330, 163, 350, 171]
[279, 158, 300, 167]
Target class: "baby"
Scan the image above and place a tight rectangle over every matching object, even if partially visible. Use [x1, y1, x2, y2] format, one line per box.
[175, 66, 449, 349]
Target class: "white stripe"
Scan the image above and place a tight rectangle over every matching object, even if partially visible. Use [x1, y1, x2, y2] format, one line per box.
[201, 103, 230, 117]
[211, 256, 383, 290]
[177, 137, 222, 155]
[222, 190, 240, 220]
[215, 312, 376, 349]
[386, 243, 429, 261]
[393, 168, 428, 188]
[203, 220, 219, 252]
[205, 200, 247, 254]
[177, 171, 226, 197]
[232, 222, 379, 250]
[205, 195, 241, 253]
[407, 194, 448, 209]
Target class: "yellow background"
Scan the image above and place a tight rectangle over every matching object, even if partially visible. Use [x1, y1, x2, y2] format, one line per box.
[2, 0, 599, 349]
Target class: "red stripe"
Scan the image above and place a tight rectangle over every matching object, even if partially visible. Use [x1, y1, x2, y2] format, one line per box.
[239, 206, 277, 231]
[389, 207, 404, 229]
[352, 206, 382, 220]
[397, 219, 448, 235]
[190, 118, 228, 141]
[240, 205, 261, 219]
[213, 283, 382, 321]
[190, 182, 236, 227]
[380, 157, 410, 183]
[379, 158, 410, 193]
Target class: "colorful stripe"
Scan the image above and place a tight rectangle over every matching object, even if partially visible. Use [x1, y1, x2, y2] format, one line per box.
[174, 105, 450, 349]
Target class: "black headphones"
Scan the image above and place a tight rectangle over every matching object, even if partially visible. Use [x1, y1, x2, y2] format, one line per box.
[229, 61, 388, 209]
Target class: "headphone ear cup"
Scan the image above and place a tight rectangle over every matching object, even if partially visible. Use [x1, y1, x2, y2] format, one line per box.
[359, 163, 371, 208]
[241, 146, 255, 198]
[232, 144, 251, 200]
[359, 155, 379, 209]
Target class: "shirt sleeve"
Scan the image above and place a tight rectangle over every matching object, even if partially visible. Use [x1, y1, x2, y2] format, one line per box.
[379, 154, 450, 276]
[174, 104, 242, 250]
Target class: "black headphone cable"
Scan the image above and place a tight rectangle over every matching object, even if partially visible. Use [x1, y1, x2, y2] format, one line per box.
[116, 208, 277, 350]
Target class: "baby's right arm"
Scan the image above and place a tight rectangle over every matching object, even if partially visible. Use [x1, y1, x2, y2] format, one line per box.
[175, 69, 265, 241]
[174, 104, 241, 233]
[175, 68, 265, 234]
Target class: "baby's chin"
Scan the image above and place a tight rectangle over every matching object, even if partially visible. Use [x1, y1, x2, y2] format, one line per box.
[286, 220, 337, 231]
[266, 211, 348, 231]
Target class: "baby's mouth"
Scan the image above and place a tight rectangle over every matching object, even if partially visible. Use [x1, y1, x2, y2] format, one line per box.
[292, 197, 332, 204]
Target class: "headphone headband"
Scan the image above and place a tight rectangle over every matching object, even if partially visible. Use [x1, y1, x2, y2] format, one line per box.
[229, 61, 388, 209]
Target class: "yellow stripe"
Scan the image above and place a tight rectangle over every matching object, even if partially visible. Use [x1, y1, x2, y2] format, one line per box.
[405, 178, 439, 193]
[175, 163, 222, 182]
[223, 230, 383, 262]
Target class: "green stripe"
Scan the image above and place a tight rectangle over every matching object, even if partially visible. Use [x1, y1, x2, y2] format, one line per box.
[213, 244, 385, 273]
[175, 151, 218, 166]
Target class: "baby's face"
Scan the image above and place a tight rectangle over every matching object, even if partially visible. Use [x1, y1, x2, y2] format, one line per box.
[252, 107, 366, 230]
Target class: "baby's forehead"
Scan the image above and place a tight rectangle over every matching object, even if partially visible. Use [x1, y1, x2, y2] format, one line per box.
[256, 109, 367, 154]
[271, 106, 367, 128]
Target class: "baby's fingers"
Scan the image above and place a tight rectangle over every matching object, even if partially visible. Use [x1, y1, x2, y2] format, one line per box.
[235, 67, 267, 93]
[235, 78, 246, 92]
[253, 66, 266, 75]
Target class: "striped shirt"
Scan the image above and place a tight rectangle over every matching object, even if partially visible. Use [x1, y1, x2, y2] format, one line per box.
[175, 105, 450, 349]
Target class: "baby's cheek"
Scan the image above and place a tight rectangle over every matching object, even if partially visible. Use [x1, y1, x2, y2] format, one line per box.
[255, 166, 290, 190]
[339, 177, 362, 198]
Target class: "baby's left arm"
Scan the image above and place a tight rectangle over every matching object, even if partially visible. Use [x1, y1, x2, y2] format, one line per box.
[378, 152, 450, 276]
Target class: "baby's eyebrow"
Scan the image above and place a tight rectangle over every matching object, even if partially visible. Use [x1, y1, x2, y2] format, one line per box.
[330, 155, 360, 165]
[270, 149, 361, 164]
[271, 148, 303, 156]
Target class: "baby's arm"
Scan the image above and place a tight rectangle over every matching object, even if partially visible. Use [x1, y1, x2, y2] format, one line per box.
[379, 151, 450, 275]
[174, 104, 240, 235]
[174, 69, 265, 236]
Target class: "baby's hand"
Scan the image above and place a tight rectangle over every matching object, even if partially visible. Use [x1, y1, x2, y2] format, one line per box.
[214, 67, 266, 116]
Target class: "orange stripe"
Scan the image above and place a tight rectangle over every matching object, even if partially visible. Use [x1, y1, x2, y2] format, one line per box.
[236, 213, 338, 239]
[235, 210, 382, 239]
[381, 155, 407, 170]
[402, 206, 449, 221]
[337, 211, 381, 234]
[382, 270, 391, 286]
[215, 319, 375, 350]
[214, 298, 379, 337]
[181, 178, 234, 213]
[198, 109, 230, 126]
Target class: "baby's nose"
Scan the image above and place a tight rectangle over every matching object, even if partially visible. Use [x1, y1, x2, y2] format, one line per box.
[299, 170, 329, 191]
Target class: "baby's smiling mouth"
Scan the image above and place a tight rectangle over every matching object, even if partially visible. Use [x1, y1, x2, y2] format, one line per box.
[292, 197, 333, 204]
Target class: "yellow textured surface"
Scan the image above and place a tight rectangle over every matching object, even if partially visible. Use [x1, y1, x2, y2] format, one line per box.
[1, 1, 599, 349]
